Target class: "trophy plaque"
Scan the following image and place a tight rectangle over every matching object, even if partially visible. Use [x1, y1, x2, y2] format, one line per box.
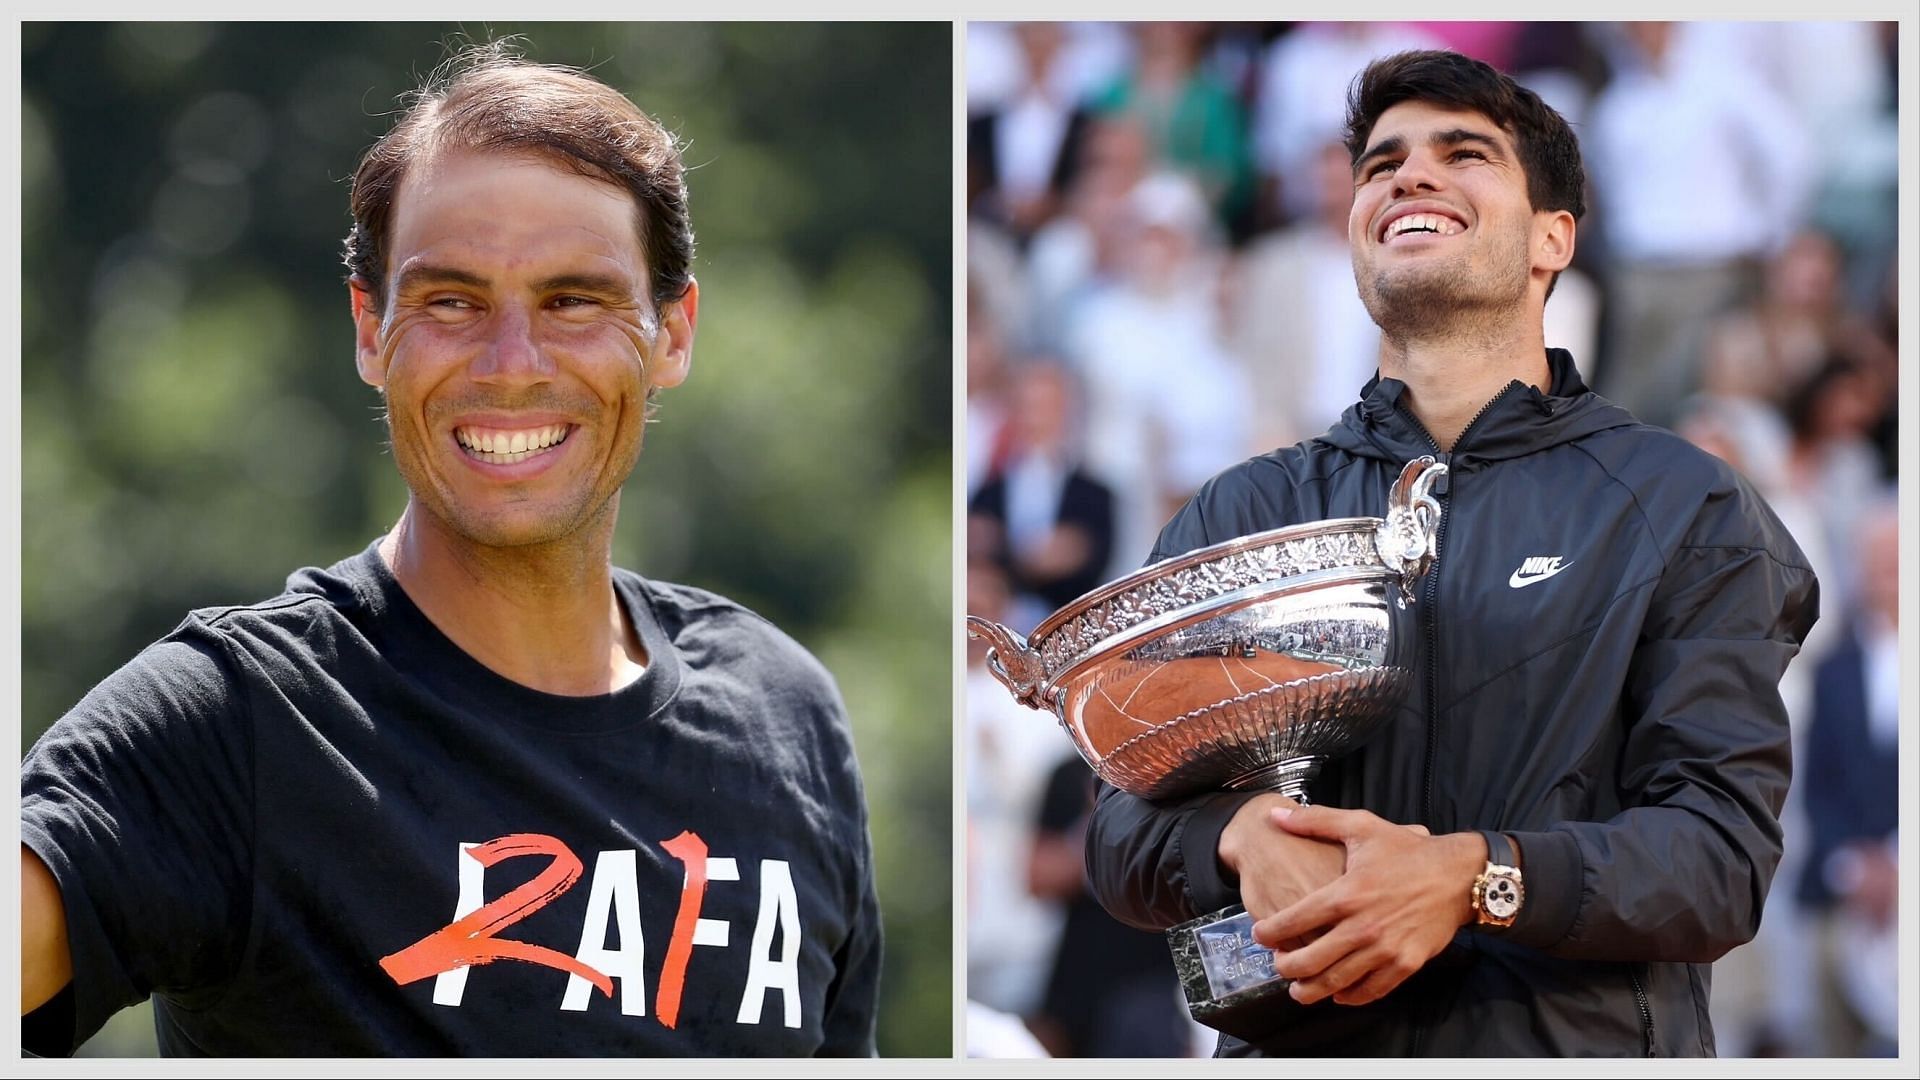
[967, 456, 1447, 1036]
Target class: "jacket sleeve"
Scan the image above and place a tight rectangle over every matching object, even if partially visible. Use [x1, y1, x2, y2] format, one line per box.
[1085, 783, 1264, 930]
[1502, 523, 1819, 962]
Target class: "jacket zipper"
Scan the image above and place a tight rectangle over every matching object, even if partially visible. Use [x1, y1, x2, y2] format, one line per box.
[1629, 966, 1656, 1056]
[1399, 381, 1520, 827]
[1391, 381, 1516, 1057]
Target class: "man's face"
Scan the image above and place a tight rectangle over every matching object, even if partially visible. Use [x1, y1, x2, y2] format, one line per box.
[352, 149, 696, 549]
[1347, 101, 1567, 335]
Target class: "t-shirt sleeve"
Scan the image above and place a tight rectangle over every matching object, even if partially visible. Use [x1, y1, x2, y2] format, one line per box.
[813, 706, 882, 1058]
[20, 625, 255, 1054]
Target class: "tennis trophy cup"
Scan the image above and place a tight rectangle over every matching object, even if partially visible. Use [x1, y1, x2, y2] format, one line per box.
[966, 456, 1447, 1037]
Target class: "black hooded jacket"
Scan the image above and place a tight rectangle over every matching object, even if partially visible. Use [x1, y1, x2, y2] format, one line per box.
[1086, 350, 1819, 1056]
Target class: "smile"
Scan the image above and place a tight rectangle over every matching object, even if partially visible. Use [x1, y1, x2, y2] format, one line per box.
[454, 423, 573, 465]
[1380, 211, 1467, 243]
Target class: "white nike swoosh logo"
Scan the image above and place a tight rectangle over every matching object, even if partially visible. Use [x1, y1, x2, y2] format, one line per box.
[1509, 562, 1573, 588]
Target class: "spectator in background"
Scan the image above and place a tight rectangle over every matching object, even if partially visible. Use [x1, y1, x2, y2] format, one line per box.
[1062, 172, 1251, 577]
[965, 558, 1079, 1022]
[1090, 22, 1254, 232]
[1585, 21, 1814, 428]
[1026, 116, 1154, 352]
[1228, 138, 1380, 451]
[1252, 22, 1442, 228]
[966, 299, 1015, 497]
[1783, 357, 1888, 599]
[969, 23, 1094, 240]
[1029, 761, 1192, 1058]
[1701, 229, 1897, 411]
[1795, 497, 1899, 1057]
[968, 21, 1131, 122]
[969, 361, 1117, 632]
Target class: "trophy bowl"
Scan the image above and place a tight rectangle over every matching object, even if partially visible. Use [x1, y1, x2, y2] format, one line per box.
[967, 457, 1447, 805]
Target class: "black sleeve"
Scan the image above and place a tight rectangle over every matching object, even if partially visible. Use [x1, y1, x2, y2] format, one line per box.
[816, 846, 881, 1058]
[1503, 500, 1819, 962]
[19, 625, 255, 1054]
[812, 693, 882, 1058]
[1084, 783, 1263, 931]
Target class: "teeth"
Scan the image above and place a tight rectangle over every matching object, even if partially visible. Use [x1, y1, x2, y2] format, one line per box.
[1387, 213, 1463, 240]
[454, 424, 570, 464]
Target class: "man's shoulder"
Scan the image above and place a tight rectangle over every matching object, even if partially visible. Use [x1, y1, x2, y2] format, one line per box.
[1573, 420, 1733, 489]
[1150, 439, 1368, 560]
[168, 548, 376, 651]
[1569, 422, 1808, 560]
[616, 570, 843, 701]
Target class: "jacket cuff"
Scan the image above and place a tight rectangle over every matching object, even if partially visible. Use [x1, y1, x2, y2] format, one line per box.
[1500, 828, 1583, 948]
[1181, 791, 1265, 914]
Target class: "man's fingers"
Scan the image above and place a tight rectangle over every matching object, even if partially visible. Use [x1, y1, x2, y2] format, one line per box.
[1253, 886, 1342, 948]
[1329, 961, 1414, 1007]
[1267, 920, 1361, 984]
[1283, 938, 1379, 1005]
[1269, 803, 1372, 841]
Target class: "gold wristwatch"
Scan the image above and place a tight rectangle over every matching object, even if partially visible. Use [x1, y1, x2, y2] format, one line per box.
[1471, 830, 1524, 929]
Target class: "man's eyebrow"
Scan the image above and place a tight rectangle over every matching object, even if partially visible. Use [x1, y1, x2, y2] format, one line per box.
[1431, 128, 1505, 154]
[393, 265, 490, 292]
[1354, 128, 1508, 175]
[1354, 134, 1404, 176]
[532, 272, 636, 296]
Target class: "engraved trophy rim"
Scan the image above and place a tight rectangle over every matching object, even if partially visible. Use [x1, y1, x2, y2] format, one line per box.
[965, 455, 1448, 797]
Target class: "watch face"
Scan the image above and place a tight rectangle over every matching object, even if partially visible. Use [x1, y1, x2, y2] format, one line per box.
[1484, 874, 1522, 919]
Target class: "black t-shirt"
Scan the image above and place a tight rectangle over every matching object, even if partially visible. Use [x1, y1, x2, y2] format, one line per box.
[21, 542, 880, 1056]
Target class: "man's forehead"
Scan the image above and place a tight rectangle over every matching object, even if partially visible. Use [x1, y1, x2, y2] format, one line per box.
[387, 148, 649, 281]
[1371, 101, 1513, 148]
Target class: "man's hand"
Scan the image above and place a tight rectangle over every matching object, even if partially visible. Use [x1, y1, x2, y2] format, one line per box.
[22, 845, 73, 1014]
[1216, 794, 1346, 949]
[1250, 805, 1484, 1007]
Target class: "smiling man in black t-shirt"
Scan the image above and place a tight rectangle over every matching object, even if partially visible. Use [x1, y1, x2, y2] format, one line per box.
[20, 44, 880, 1057]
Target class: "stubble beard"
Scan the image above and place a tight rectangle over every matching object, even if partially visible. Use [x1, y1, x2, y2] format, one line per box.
[1356, 239, 1531, 346]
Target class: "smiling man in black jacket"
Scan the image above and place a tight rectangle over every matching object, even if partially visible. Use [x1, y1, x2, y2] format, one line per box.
[1086, 50, 1819, 1057]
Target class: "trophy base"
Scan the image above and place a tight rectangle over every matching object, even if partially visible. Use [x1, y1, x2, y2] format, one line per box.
[1166, 903, 1293, 1041]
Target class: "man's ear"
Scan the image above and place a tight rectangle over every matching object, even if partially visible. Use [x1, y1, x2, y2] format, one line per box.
[1534, 210, 1576, 277]
[649, 277, 698, 390]
[350, 279, 386, 389]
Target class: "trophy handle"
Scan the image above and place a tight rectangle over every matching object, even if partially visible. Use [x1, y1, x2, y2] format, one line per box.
[965, 615, 1050, 710]
[1376, 456, 1448, 603]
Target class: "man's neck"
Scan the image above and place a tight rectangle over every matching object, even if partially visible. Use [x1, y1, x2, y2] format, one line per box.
[1378, 318, 1551, 452]
[379, 502, 646, 697]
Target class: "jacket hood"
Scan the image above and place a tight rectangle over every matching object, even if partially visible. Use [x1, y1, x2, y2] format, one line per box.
[1316, 349, 1639, 468]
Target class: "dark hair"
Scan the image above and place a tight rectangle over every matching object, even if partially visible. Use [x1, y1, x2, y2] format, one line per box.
[344, 40, 694, 311]
[1345, 50, 1585, 295]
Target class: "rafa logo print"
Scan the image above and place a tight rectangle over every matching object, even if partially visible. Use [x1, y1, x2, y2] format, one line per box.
[380, 831, 806, 1029]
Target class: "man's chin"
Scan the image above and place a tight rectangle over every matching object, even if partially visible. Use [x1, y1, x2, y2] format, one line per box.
[433, 507, 593, 551]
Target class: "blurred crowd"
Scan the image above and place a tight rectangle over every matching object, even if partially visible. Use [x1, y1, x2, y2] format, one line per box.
[964, 21, 1900, 1059]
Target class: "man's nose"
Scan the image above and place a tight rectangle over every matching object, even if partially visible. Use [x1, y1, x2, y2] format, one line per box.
[1391, 152, 1445, 197]
[470, 303, 554, 385]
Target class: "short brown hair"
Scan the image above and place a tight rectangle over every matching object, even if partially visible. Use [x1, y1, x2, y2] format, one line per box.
[344, 41, 694, 311]
[1344, 50, 1585, 223]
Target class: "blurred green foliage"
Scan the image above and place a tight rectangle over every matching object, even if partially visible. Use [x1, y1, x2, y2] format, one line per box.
[21, 22, 952, 1058]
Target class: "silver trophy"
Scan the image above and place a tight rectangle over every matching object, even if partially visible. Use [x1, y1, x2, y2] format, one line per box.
[967, 456, 1447, 1035]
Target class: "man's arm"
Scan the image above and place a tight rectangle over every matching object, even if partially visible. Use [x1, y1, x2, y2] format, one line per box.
[20, 630, 255, 1051]
[21, 845, 72, 1014]
[1498, 541, 1816, 961]
[1083, 784, 1346, 931]
[1257, 496, 1819, 1002]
